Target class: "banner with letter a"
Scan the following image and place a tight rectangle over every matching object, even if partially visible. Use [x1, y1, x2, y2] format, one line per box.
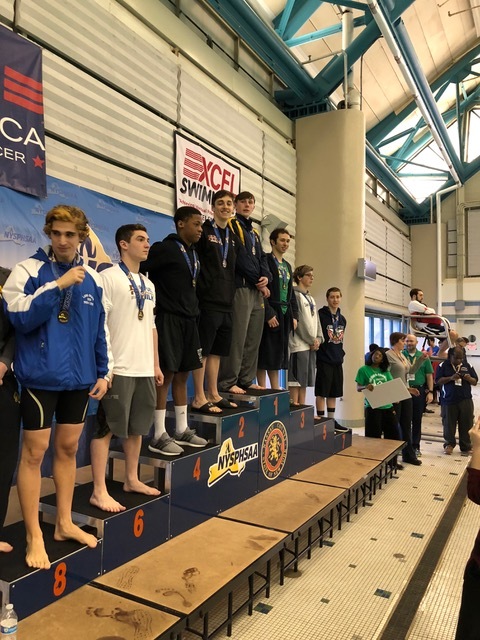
[175, 131, 240, 218]
[0, 25, 46, 197]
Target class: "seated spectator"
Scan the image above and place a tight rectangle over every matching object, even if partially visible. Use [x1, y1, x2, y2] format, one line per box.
[408, 288, 458, 355]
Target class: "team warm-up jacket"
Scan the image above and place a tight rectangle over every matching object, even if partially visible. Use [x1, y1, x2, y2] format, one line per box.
[196, 219, 242, 312]
[141, 233, 200, 318]
[317, 305, 347, 365]
[2, 247, 111, 390]
[227, 215, 271, 289]
[263, 253, 298, 327]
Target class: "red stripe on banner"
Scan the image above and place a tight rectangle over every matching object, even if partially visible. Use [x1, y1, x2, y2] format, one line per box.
[184, 158, 202, 170]
[184, 169, 199, 180]
[4, 65, 43, 92]
[4, 77, 43, 104]
[3, 90, 44, 114]
[185, 148, 202, 160]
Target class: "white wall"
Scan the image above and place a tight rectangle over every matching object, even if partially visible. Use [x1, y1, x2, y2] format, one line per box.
[364, 191, 412, 315]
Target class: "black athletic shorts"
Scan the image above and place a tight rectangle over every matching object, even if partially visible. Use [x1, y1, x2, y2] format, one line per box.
[156, 312, 203, 373]
[21, 388, 90, 430]
[314, 361, 344, 398]
[198, 310, 233, 357]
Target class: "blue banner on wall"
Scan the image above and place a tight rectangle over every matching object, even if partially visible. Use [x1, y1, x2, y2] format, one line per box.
[0, 176, 174, 269]
[0, 25, 47, 197]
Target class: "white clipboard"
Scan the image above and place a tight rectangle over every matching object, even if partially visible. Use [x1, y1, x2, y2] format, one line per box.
[363, 377, 411, 409]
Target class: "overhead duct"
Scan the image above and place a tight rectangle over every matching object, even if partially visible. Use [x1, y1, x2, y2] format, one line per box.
[342, 9, 361, 109]
[367, 0, 463, 186]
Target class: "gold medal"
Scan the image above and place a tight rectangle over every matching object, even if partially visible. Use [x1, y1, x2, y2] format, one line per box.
[58, 310, 69, 323]
[138, 310, 144, 320]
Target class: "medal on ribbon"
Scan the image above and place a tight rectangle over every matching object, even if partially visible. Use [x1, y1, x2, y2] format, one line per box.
[119, 261, 146, 320]
[212, 222, 229, 269]
[50, 250, 77, 324]
[176, 241, 199, 287]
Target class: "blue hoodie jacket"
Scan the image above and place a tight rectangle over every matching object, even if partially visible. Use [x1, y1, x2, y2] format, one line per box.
[3, 247, 111, 391]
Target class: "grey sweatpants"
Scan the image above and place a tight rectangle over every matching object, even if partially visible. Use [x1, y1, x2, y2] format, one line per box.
[218, 287, 265, 390]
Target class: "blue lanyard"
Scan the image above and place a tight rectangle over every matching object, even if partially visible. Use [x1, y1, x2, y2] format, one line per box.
[331, 309, 340, 330]
[212, 223, 230, 268]
[176, 241, 199, 287]
[273, 255, 289, 290]
[119, 261, 146, 319]
[249, 230, 257, 256]
[50, 250, 79, 323]
[299, 290, 315, 316]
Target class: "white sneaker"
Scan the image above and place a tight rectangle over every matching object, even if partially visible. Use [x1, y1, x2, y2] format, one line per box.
[148, 433, 183, 456]
[174, 428, 207, 448]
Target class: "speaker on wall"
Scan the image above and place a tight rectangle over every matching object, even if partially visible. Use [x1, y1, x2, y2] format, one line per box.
[357, 258, 377, 282]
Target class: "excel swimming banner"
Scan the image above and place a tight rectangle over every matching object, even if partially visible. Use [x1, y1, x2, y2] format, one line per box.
[0, 25, 46, 197]
[175, 131, 240, 218]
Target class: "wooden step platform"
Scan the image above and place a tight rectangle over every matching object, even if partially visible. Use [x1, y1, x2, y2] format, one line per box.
[293, 454, 385, 522]
[94, 517, 286, 639]
[218, 478, 347, 582]
[338, 434, 404, 461]
[18, 583, 184, 640]
[338, 434, 404, 488]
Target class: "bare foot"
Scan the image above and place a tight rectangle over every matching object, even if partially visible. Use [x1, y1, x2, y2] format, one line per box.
[0, 541, 13, 553]
[123, 479, 161, 497]
[247, 383, 265, 390]
[54, 523, 98, 548]
[25, 535, 51, 570]
[90, 491, 126, 513]
[228, 385, 246, 394]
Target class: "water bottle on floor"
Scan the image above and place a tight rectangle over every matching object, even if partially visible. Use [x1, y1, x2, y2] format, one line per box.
[0, 604, 17, 638]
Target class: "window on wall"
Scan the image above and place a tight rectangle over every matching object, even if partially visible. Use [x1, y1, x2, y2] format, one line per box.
[365, 314, 403, 351]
